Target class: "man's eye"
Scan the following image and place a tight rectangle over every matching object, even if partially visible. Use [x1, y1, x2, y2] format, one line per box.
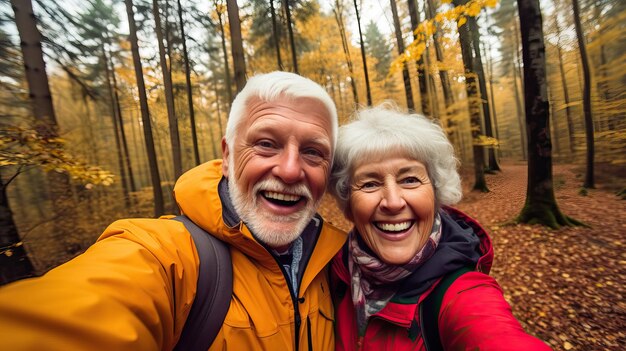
[256, 140, 275, 148]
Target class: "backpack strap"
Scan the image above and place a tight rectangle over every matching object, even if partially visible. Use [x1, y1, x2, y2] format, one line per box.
[420, 266, 473, 351]
[172, 215, 232, 351]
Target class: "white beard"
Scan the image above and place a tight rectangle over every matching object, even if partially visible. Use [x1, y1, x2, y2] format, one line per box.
[227, 160, 320, 248]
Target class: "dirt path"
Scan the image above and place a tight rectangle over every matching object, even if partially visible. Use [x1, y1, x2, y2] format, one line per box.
[318, 162, 625, 351]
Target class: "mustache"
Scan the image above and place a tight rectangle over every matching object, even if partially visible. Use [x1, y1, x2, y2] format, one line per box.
[252, 178, 313, 201]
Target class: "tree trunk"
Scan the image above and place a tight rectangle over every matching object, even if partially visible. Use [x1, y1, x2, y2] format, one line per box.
[177, 0, 200, 166]
[390, 0, 414, 110]
[554, 20, 575, 154]
[0, 170, 36, 285]
[469, 17, 500, 172]
[11, 0, 80, 250]
[333, 1, 359, 105]
[103, 46, 131, 209]
[572, 0, 594, 189]
[407, 0, 430, 116]
[453, 0, 488, 192]
[516, 0, 579, 228]
[152, 0, 182, 180]
[282, 0, 299, 74]
[215, 1, 233, 109]
[426, 0, 453, 108]
[269, 0, 284, 70]
[512, 18, 527, 160]
[124, 0, 164, 217]
[110, 58, 137, 192]
[226, 0, 247, 92]
[354, 0, 372, 106]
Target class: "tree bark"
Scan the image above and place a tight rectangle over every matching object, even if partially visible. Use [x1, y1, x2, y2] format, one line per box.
[354, 0, 372, 105]
[407, 0, 430, 116]
[554, 19, 575, 154]
[269, 0, 284, 70]
[110, 58, 137, 192]
[103, 46, 131, 209]
[215, 1, 233, 108]
[152, 0, 182, 181]
[453, 0, 488, 192]
[124, 0, 164, 216]
[177, 0, 201, 166]
[572, 0, 594, 188]
[333, 1, 359, 105]
[11, 0, 80, 251]
[512, 18, 527, 160]
[516, 0, 579, 228]
[469, 17, 500, 172]
[390, 0, 414, 110]
[282, 0, 299, 73]
[226, 0, 247, 92]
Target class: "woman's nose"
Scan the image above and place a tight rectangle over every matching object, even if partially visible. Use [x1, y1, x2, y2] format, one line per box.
[380, 183, 406, 212]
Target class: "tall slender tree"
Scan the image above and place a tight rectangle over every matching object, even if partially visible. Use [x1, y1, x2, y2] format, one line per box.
[282, 0, 299, 73]
[214, 0, 233, 107]
[354, 0, 372, 105]
[10, 0, 82, 248]
[453, 0, 489, 192]
[407, 0, 430, 115]
[269, 0, 284, 70]
[516, 0, 579, 228]
[124, 0, 164, 216]
[176, 0, 201, 166]
[227, 0, 247, 92]
[152, 0, 182, 180]
[572, 0, 595, 188]
[333, 0, 359, 105]
[390, 0, 415, 110]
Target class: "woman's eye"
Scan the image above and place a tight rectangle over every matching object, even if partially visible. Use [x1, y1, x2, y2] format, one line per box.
[303, 148, 323, 158]
[360, 181, 380, 191]
[400, 177, 421, 185]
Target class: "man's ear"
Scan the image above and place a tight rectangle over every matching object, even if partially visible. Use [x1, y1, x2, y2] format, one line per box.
[221, 137, 230, 177]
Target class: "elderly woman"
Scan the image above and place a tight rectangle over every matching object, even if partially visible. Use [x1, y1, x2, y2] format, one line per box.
[329, 104, 551, 350]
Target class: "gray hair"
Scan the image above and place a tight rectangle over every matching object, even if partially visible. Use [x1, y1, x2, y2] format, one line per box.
[329, 102, 462, 212]
[224, 71, 338, 154]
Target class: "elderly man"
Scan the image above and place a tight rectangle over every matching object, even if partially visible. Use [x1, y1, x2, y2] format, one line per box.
[0, 71, 347, 350]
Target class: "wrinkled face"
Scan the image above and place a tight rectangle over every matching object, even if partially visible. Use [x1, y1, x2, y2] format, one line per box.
[347, 155, 436, 265]
[222, 96, 333, 250]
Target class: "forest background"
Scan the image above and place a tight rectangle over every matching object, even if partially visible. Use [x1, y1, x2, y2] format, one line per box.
[0, 0, 624, 349]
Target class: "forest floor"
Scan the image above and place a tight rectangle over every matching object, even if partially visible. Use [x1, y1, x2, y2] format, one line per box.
[318, 162, 625, 351]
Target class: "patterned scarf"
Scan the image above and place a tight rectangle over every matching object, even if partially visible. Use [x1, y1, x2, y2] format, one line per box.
[348, 213, 442, 336]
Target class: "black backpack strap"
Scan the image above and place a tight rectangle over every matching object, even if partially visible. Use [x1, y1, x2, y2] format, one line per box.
[172, 215, 232, 351]
[420, 266, 473, 351]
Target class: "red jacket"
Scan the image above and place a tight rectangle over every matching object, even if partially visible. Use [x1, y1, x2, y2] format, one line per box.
[332, 207, 552, 351]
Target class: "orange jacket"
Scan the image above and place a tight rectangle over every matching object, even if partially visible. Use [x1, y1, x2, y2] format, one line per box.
[0, 160, 347, 350]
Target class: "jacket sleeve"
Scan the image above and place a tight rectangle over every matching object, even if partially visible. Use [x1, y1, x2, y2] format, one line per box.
[0, 218, 200, 351]
[438, 272, 552, 350]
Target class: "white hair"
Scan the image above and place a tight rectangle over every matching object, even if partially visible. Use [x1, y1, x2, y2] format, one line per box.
[329, 102, 462, 212]
[224, 71, 338, 154]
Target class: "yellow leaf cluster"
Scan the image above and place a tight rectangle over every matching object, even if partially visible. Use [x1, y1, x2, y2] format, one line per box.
[1, 126, 115, 187]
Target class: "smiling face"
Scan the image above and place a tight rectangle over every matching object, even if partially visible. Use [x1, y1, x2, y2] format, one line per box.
[222, 96, 333, 250]
[347, 155, 436, 265]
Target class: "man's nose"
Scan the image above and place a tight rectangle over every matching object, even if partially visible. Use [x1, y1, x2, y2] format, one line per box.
[380, 183, 406, 212]
[273, 146, 305, 184]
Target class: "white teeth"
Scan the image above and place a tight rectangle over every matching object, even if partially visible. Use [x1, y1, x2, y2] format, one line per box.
[377, 221, 411, 232]
[264, 191, 300, 202]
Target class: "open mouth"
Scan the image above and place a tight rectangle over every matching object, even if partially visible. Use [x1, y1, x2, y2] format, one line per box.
[374, 221, 414, 233]
[262, 191, 304, 207]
